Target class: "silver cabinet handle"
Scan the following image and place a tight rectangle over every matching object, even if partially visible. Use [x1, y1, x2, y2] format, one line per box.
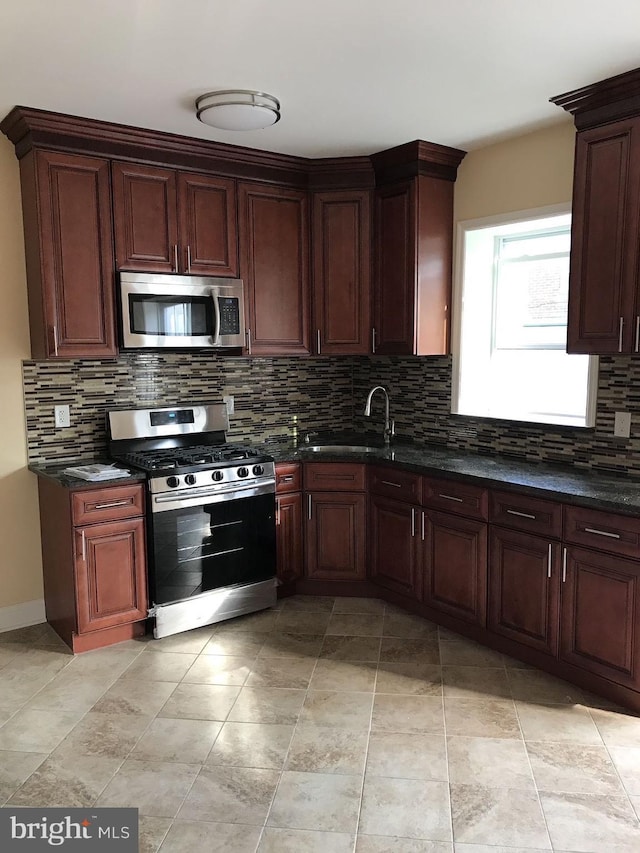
[619, 316, 624, 352]
[380, 480, 402, 489]
[173, 244, 179, 272]
[246, 328, 252, 355]
[411, 507, 415, 537]
[547, 543, 552, 579]
[584, 527, 621, 540]
[421, 510, 425, 541]
[187, 245, 192, 274]
[562, 547, 567, 583]
[308, 494, 312, 520]
[276, 498, 281, 526]
[52, 325, 58, 356]
[635, 316, 640, 353]
[372, 327, 376, 354]
[438, 493, 464, 503]
[81, 530, 86, 562]
[317, 329, 321, 354]
[94, 500, 130, 510]
[507, 509, 536, 520]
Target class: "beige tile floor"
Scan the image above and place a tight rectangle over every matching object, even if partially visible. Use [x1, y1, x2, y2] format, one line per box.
[1, 595, 640, 852]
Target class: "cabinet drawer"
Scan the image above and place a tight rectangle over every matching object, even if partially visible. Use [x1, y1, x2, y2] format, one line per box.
[422, 477, 488, 520]
[304, 462, 366, 492]
[564, 505, 640, 559]
[275, 463, 302, 494]
[490, 490, 562, 538]
[72, 484, 145, 525]
[369, 465, 422, 504]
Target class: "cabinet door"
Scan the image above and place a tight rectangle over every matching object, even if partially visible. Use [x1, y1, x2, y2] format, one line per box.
[423, 510, 487, 626]
[75, 517, 148, 633]
[178, 172, 238, 276]
[27, 151, 116, 358]
[305, 492, 366, 581]
[112, 162, 178, 272]
[239, 182, 310, 355]
[276, 492, 303, 585]
[369, 495, 421, 599]
[373, 182, 414, 354]
[312, 190, 371, 354]
[567, 119, 640, 353]
[560, 546, 640, 688]
[488, 527, 560, 655]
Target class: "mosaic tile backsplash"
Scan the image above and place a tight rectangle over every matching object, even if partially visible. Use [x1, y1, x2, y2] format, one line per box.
[22, 352, 640, 477]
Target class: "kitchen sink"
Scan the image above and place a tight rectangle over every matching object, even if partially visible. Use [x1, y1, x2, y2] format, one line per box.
[301, 444, 382, 453]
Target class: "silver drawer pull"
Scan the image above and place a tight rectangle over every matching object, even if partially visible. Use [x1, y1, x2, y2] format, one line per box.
[507, 509, 536, 520]
[381, 480, 402, 488]
[94, 500, 130, 510]
[438, 493, 464, 503]
[280, 476, 294, 482]
[584, 527, 621, 540]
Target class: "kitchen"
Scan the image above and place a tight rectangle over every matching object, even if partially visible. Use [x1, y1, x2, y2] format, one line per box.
[3, 2, 640, 850]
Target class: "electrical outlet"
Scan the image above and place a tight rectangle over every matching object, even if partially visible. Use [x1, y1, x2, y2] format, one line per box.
[614, 411, 631, 438]
[223, 395, 234, 415]
[54, 404, 70, 429]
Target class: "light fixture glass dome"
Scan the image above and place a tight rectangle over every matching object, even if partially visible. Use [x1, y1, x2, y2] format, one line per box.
[195, 90, 281, 131]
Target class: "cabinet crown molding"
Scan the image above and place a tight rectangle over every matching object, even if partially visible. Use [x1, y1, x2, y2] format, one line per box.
[551, 66, 640, 130]
[1, 106, 466, 188]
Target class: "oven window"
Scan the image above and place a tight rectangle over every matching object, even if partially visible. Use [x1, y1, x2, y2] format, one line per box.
[149, 493, 276, 605]
[129, 294, 213, 337]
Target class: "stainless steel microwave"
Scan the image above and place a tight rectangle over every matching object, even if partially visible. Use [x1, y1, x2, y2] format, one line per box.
[118, 272, 245, 350]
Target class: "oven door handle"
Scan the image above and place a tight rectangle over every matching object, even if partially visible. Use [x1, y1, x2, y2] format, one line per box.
[210, 289, 221, 347]
[151, 480, 275, 512]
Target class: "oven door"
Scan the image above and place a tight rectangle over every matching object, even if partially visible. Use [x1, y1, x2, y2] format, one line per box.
[148, 491, 276, 607]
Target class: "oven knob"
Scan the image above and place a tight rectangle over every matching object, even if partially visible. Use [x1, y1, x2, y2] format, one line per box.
[185, 474, 197, 486]
[166, 476, 180, 489]
[252, 464, 264, 476]
[212, 470, 224, 482]
[237, 466, 249, 478]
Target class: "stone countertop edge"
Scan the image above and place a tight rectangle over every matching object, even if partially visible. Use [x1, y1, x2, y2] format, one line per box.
[29, 461, 147, 490]
[266, 441, 640, 516]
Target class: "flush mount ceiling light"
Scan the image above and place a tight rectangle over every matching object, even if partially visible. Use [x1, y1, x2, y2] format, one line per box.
[195, 89, 281, 131]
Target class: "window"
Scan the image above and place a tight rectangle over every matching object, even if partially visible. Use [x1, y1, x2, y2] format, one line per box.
[452, 207, 597, 427]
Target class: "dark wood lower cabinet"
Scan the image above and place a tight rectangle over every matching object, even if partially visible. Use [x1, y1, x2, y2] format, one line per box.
[75, 517, 147, 633]
[488, 527, 560, 656]
[423, 510, 487, 626]
[369, 495, 421, 599]
[305, 491, 366, 581]
[276, 492, 304, 585]
[560, 546, 640, 689]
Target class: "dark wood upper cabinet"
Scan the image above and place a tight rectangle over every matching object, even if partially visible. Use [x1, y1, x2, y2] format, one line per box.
[238, 182, 310, 355]
[552, 69, 640, 355]
[112, 162, 238, 276]
[312, 189, 371, 354]
[370, 142, 465, 356]
[20, 150, 117, 359]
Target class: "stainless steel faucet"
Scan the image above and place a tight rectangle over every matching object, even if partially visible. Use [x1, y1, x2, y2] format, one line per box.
[364, 385, 394, 446]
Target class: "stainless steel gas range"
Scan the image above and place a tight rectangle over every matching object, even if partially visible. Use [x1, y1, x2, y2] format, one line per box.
[107, 404, 276, 639]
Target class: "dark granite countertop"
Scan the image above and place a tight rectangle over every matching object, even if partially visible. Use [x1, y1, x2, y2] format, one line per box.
[29, 460, 146, 490]
[262, 433, 640, 516]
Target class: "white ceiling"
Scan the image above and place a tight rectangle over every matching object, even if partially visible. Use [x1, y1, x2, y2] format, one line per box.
[2, 0, 640, 158]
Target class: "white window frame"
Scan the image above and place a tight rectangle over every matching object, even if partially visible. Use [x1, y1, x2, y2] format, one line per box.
[451, 204, 598, 428]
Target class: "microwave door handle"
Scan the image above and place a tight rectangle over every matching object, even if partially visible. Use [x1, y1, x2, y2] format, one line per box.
[210, 290, 222, 346]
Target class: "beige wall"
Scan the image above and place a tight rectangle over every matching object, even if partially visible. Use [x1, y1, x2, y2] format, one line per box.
[454, 120, 575, 223]
[0, 118, 577, 612]
[0, 134, 43, 610]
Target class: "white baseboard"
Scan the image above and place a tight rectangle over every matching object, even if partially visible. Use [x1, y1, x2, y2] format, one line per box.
[0, 599, 46, 633]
